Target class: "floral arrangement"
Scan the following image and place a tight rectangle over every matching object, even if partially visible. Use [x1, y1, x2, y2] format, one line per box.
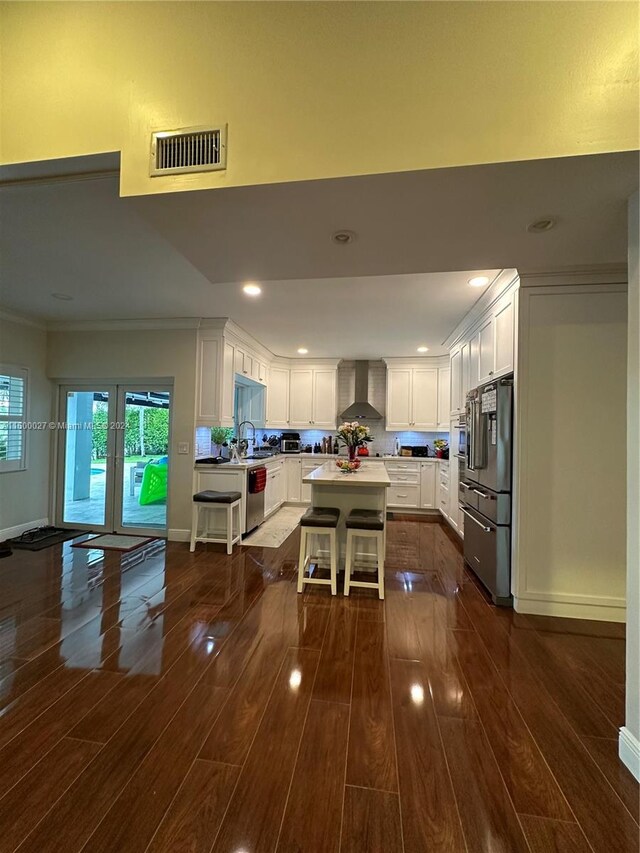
[433, 438, 449, 459]
[336, 422, 373, 461]
[336, 459, 361, 473]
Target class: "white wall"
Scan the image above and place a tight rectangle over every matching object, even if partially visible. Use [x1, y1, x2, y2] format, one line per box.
[514, 271, 627, 622]
[0, 314, 52, 536]
[622, 192, 640, 778]
[47, 327, 197, 538]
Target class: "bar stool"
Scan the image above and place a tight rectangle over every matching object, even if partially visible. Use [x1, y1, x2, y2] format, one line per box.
[344, 508, 385, 599]
[190, 490, 242, 555]
[297, 506, 340, 596]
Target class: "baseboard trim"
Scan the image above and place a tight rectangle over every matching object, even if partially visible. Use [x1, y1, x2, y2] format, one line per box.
[619, 727, 640, 781]
[168, 528, 190, 542]
[514, 596, 626, 623]
[0, 517, 49, 542]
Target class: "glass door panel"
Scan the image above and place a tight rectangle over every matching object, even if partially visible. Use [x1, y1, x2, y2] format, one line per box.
[116, 388, 171, 533]
[60, 388, 115, 530]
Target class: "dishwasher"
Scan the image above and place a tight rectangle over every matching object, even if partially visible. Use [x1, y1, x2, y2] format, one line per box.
[246, 467, 267, 533]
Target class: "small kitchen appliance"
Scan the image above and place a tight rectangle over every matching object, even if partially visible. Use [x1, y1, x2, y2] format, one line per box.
[280, 432, 301, 453]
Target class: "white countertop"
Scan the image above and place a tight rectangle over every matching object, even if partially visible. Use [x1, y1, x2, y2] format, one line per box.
[302, 461, 391, 487]
[195, 453, 443, 470]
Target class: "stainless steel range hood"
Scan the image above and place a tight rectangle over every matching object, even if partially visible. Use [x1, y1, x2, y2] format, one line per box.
[340, 361, 383, 420]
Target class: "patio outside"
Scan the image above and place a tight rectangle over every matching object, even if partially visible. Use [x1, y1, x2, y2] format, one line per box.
[63, 391, 169, 530]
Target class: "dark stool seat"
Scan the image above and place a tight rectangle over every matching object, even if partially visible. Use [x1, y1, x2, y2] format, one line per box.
[346, 508, 384, 531]
[300, 507, 340, 528]
[193, 490, 242, 503]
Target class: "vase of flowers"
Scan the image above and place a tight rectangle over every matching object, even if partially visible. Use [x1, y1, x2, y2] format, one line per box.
[336, 421, 373, 462]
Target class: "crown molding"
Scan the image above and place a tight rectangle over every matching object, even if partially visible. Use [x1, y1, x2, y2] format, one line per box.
[0, 307, 47, 330]
[517, 264, 627, 289]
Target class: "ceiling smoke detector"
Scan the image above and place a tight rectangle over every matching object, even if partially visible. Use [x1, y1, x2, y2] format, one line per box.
[331, 230, 356, 245]
[527, 217, 556, 233]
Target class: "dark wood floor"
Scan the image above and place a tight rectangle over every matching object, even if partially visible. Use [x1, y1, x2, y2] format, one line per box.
[0, 520, 637, 853]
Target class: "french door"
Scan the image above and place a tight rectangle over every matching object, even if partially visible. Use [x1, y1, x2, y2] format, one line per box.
[56, 384, 172, 536]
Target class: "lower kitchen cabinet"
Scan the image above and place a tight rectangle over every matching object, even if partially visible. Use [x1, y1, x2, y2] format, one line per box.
[385, 460, 421, 508]
[265, 459, 285, 516]
[285, 457, 301, 502]
[420, 462, 437, 508]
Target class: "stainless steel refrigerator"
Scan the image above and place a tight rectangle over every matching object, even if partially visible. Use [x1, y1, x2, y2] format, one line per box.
[459, 374, 514, 605]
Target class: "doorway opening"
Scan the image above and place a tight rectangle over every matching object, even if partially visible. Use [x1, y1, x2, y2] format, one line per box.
[57, 384, 172, 536]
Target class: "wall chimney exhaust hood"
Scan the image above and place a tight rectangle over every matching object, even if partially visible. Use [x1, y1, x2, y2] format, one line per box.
[340, 361, 383, 420]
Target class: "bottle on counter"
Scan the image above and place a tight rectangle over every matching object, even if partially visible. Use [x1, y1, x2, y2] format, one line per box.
[327, 435, 333, 454]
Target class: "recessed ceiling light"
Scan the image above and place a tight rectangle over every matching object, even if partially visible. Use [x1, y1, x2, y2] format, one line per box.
[51, 292, 74, 301]
[331, 230, 356, 245]
[242, 282, 261, 296]
[527, 217, 556, 233]
[468, 276, 490, 288]
[297, 347, 308, 355]
[417, 346, 429, 353]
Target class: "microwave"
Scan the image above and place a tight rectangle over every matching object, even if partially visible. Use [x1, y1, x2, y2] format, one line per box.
[281, 438, 301, 453]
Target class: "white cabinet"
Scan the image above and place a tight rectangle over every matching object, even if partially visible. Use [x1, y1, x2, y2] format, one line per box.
[420, 462, 437, 508]
[437, 367, 450, 430]
[386, 368, 412, 429]
[289, 368, 337, 429]
[385, 460, 421, 508]
[493, 290, 515, 377]
[386, 367, 440, 431]
[195, 333, 234, 428]
[234, 345, 252, 379]
[461, 341, 471, 401]
[412, 369, 439, 430]
[266, 366, 290, 428]
[251, 359, 267, 385]
[450, 348, 462, 414]
[312, 369, 337, 428]
[477, 316, 495, 384]
[265, 459, 284, 516]
[289, 369, 314, 426]
[285, 457, 301, 502]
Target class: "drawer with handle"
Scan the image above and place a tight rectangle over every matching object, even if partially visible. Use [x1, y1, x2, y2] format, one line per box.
[388, 471, 420, 485]
[387, 484, 420, 508]
[385, 461, 420, 473]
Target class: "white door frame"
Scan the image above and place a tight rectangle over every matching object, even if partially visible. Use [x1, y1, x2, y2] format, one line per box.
[55, 382, 172, 537]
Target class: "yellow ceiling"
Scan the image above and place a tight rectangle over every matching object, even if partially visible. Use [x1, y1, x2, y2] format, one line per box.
[1, 1, 638, 197]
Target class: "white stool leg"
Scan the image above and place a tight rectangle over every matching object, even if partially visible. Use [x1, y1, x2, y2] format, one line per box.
[297, 527, 308, 593]
[190, 504, 199, 552]
[329, 528, 337, 596]
[344, 529, 353, 596]
[377, 530, 385, 599]
[226, 503, 233, 555]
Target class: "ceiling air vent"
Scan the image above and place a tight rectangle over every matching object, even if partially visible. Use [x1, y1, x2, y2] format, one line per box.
[149, 125, 227, 177]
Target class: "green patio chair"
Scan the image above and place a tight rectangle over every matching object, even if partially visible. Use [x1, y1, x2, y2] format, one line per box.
[138, 461, 168, 506]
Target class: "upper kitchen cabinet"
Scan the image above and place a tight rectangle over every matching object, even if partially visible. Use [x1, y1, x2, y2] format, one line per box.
[449, 348, 462, 415]
[196, 327, 236, 428]
[289, 369, 314, 425]
[288, 365, 338, 428]
[266, 365, 290, 428]
[312, 369, 338, 427]
[195, 320, 272, 428]
[493, 289, 516, 377]
[384, 359, 448, 431]
[446, 272, 519, 411]
[437, 366, 450, 430]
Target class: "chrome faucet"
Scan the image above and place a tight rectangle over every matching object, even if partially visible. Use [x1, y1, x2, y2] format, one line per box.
[236, 421, 256, 457]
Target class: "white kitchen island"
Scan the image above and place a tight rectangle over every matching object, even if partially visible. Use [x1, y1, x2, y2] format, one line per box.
[302, 461, 391, 568]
